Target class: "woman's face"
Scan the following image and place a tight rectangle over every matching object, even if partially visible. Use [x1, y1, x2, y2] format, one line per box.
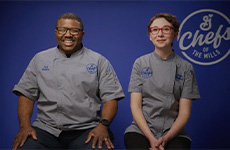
[149, 18, 178, 50]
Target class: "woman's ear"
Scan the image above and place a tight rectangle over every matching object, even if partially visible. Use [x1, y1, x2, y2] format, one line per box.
[173, 31, 178, 40]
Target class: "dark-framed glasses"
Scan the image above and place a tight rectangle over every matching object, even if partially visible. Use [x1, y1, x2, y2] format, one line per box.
[56, 27, 83, 35]
[149, 26, 174, 35]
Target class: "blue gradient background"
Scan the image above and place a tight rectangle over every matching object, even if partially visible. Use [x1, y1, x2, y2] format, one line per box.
[1, 1, 229, 149]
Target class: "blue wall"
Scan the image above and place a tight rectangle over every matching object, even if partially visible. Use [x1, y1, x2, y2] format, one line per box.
[1, 1, 230, 149]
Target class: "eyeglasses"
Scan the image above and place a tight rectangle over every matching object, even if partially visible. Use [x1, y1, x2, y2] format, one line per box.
[149, 26, 174, 35]
[56, 27, 83, 35]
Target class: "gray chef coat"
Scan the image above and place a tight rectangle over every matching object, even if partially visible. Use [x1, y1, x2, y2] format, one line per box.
[13, 46, 125, 137]
[125, 51, 200, 140]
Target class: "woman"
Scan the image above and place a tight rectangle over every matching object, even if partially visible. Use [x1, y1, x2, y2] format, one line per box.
[124, 13, 200, 150]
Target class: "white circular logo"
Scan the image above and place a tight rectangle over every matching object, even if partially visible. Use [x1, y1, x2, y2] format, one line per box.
[177, 9, 230, 65]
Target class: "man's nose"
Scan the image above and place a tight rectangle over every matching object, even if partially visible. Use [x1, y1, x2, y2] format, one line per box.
[64, 29, 72, 36]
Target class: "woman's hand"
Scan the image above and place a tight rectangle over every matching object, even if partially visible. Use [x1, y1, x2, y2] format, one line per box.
[149, 138, 165, 150]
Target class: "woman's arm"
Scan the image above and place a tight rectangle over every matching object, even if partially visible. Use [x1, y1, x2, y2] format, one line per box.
[130, 92, 162, 150]
[158, 98, 192, 147]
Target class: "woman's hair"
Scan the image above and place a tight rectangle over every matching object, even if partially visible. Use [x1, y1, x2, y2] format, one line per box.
[56, 13, 84, 29]
[147, 13, 180, 35]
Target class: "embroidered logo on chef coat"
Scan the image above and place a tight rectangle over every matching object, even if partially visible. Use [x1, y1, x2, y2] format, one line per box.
[141, 67, 153, 79]
[42, 66, 49, 71]
[86, 63, 98, 74]
[176, 74, 184, 81]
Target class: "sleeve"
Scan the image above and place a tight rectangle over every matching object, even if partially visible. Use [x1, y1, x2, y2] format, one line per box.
[181, 64, 200, 100]
[98, 57, 125, 103]
[128, 59, 143, 93]
[12, 56, 40, 101]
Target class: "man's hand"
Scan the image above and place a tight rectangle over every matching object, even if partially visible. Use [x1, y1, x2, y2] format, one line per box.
[85, 124, 114, 149]
[12, 126, 37, 150]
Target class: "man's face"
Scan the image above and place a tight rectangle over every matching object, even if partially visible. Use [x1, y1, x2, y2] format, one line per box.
[55, 19, 84, 54]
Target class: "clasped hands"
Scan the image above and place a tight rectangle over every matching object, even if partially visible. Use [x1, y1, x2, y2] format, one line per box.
[149, 137, 168, 150]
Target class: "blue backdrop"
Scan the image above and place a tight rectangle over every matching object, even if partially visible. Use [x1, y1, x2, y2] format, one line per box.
[1, 1, 230, 149]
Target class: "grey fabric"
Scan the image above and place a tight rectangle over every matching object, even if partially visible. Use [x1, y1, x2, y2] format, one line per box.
[125, 51, 200, 140]
[13, 46, 125, 137]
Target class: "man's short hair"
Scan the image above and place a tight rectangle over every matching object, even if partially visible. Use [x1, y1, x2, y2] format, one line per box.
[56, 13, 84, 30]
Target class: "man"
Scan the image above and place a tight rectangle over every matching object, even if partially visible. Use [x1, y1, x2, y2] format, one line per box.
[12, 13, 125, 149]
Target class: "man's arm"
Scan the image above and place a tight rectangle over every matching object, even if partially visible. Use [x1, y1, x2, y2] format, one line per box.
[12, 95, 37, 150]
[85, 99, 118, 149]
